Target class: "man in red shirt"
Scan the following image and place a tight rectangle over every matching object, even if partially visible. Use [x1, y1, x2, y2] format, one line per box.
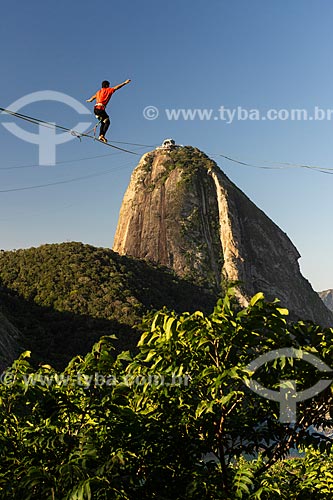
[86, 78, 131, 142]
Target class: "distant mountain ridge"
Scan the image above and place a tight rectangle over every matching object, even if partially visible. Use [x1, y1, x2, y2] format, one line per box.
[318, 289, 333, 312]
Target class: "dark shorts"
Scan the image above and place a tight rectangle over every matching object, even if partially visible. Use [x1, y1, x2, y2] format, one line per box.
[94, 107, 109, 122]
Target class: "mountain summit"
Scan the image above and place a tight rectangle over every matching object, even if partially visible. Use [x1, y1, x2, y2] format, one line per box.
[113, 143, 333, 326]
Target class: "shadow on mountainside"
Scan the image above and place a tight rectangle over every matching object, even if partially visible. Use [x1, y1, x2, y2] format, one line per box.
[0, 286, 136, 371]
[0, 243, 217, 370]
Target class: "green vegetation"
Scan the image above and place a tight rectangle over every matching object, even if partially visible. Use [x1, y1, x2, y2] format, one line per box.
[142, 147, 216, 187]
[141, 152, 154, 172]
[170, 146, 216, 178]
[0, 242, 332, 497]
[0, 292, 332, 498]
[0, 242, 216, 369]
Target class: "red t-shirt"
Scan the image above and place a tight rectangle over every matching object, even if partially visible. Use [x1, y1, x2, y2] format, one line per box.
[95, 87, 115, 108]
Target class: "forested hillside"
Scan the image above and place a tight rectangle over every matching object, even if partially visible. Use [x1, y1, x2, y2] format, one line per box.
[0, 242, 216, 369]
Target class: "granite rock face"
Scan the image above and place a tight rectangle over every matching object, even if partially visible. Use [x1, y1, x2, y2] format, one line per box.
[113, 145, 333, 326]
[114, 147, 222, 289]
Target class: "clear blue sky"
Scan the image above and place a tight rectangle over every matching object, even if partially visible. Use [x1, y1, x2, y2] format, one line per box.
[1, 0, 333, 291]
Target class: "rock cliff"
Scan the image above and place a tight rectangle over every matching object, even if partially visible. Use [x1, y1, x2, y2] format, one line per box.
[113, 145, 333, 327]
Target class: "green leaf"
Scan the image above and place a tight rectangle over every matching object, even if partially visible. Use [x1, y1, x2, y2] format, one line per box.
[164, 317, 176, 341]
[249, 292, 264, 306]
[143, 350, 157, 363]
[276, 307, 289, 316]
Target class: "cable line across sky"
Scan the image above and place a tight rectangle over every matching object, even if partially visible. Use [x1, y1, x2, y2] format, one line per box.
[2, 103, 333, 198]
[211, 153, 333, 175]
[0, 161, 136, 193]
[0, 107, 155, 156]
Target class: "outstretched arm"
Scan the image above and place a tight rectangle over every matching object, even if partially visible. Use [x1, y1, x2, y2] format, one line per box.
[86, 94, 96, 103]
[113, 79, 131, 91]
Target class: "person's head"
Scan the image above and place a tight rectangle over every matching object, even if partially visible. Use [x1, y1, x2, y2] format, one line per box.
[102, 80, 110, 88]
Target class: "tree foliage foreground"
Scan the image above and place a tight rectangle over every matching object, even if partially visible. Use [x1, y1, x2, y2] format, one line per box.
[0, 292, 332, 499]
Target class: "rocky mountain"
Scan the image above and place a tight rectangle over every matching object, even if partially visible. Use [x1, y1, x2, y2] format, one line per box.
[113, 144, 333, 327]
[318, 289, 333, 312]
